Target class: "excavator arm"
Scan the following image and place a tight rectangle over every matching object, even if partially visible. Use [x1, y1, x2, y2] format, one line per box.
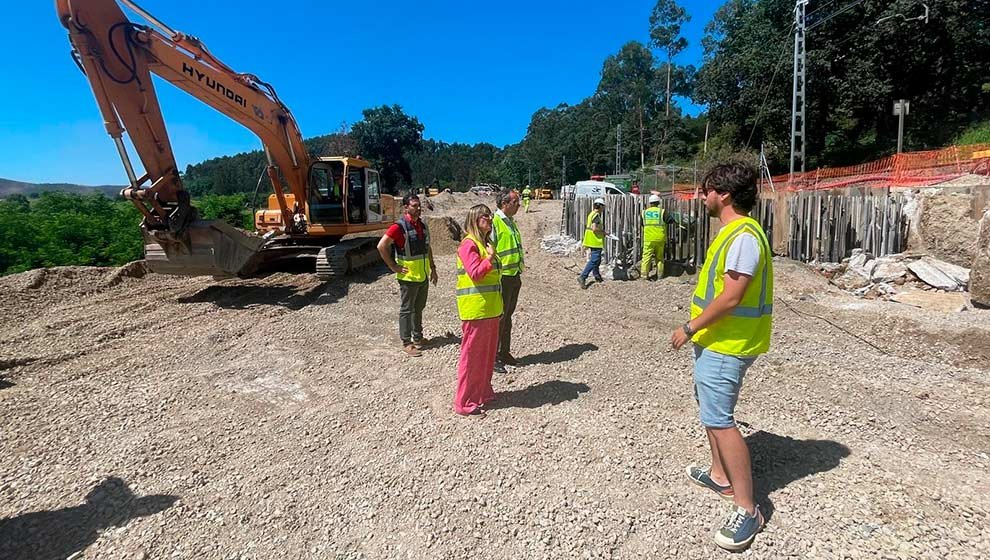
[56, 0, 308, 234]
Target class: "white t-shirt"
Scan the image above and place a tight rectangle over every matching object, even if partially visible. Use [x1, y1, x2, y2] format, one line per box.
[724, 232, 761, 276]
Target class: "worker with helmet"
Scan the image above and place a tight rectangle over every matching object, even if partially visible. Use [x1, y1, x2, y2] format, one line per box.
[521, 186, 533, 213]
[641, 193, 676, 281]
[578, 198, 607, 289]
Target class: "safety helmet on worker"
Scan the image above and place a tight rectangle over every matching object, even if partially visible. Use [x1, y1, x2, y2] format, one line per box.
[648, 194, 661, 204]
[593, 198, 605, 207]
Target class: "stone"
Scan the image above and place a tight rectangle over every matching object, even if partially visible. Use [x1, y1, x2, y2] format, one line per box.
[971, 211, 990, 308]
[907, 257, 969, 291]
[870, 257, 908, 283]
[832, 268, 871, 290]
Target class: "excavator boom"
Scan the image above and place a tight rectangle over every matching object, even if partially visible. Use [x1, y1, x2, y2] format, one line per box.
[57, 0, 390, 277]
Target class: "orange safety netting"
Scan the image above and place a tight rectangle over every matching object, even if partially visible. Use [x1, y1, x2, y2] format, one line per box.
[667, 143, 990, 199]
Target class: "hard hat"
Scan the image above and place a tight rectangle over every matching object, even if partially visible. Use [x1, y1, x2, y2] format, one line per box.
[593, 198, 605, 206]
[648, 194, 661, 204]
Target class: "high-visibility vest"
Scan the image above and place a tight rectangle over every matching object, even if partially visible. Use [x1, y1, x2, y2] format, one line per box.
[492, 213, 524, 276]
[690, 216, 774, 357]
[643, 206, 666, 243]
[455, 235, 503, 320]
[522, 188, 532, 200]
[583, 210, 604, 248]
[394, 216, 431, 283]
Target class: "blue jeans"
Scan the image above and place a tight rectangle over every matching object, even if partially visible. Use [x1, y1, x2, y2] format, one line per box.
[693, 344, 756, 428]
[580, 248, 603, 281]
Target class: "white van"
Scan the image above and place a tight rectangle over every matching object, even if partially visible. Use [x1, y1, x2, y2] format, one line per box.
[562, 180, 625, 198]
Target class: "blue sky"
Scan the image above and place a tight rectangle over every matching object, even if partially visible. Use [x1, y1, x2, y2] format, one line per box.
[1, 0, 718, 185]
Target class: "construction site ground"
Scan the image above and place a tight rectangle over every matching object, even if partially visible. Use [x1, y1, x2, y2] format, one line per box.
[1, 195, 988, 559]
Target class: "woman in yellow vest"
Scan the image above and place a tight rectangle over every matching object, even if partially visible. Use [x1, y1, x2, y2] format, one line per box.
[669, 162, 773, 552]
[454, 204, 503, 416]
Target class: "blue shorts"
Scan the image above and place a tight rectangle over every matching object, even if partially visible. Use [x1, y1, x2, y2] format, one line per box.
[693, 344, 756, 428]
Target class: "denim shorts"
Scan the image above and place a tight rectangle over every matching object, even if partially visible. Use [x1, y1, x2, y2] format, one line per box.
[693, 344, 756, 428]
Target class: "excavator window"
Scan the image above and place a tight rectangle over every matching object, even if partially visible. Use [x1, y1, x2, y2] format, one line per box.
[308, 163, 345, 224]
[347, 169, 366, 224]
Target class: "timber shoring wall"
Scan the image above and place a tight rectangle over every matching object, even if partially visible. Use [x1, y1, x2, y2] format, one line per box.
[562, 189, 909, 266]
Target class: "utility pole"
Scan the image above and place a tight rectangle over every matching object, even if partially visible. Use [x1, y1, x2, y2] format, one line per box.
[615, 124, 622, 175]
[561, 155, 566, 186]
[893, 99, 910, 153]
[790, 0, 808, 180]
[703, 121, 710, 155]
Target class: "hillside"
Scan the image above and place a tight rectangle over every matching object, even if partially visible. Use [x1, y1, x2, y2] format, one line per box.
[0, 178, 121, 199]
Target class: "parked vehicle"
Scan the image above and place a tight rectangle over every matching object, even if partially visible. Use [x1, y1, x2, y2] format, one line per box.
[469, 184, 499, 195]
[561, 180, 626, 199]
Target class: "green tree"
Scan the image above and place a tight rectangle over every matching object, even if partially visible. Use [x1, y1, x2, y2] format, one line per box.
[597, 41, 660, 170]
[351, 105, 425, 192]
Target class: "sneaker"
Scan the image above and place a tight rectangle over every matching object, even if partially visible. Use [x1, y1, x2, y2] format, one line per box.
[402, 344, 422, 358]
[685, 465, 734, 501]
[493, 362, 507, 374]
[714, 505, 764, 552]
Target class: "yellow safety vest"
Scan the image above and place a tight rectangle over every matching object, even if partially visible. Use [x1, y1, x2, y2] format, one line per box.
[690, 216, 774, 357]
[583, 210, 604, 249]
[394, 216, 431, 283]
[522, 189, 532, 200]
[492, 213, 524, 276]
[456, 235, 503, 320]
[643, 206, 666, 243]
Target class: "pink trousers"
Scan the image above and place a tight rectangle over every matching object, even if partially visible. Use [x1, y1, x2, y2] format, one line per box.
[454, 317, 499, 415]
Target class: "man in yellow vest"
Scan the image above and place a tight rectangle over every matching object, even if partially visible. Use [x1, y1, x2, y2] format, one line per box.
[491, 189, 524, 371]
[670, 162, 773, 552]
[377, 194, 438, 357]
[521, 186, 533, 213]
[578, 198, 607, 289]
[641, 193, 676, 280]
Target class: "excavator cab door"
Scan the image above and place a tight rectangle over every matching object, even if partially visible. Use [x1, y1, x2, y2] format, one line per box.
[366, 169, 383, 223]
[308, 161, 345, 224]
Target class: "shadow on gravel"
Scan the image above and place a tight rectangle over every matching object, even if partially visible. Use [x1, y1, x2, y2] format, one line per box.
[0, 477, 177, 560]
[177, 265, 389, 310]
[745, 429, 851, 522]
[517, 343, 599, 366]
[488, 380, 590, 410]
[424, 332, 462, 349]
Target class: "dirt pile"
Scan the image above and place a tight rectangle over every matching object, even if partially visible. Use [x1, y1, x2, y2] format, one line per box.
[970, 210, 990, 307]
[424, 216, 464, 255]
[1, 200, 989, 559]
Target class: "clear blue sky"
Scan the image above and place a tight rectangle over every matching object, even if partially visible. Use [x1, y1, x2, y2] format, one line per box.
[0, 0, 718, 185]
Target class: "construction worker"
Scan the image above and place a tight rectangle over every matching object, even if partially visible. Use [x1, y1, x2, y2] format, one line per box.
[670, 161, 773, 552]
[377, 194, 438, 357]
[578, 198, 607, 289]
[492, 188, 524, 371]
[521, 185, 533, 213]
[641, 194, 676, 281]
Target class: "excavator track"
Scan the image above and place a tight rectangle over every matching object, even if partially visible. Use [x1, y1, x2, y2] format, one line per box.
[316, 237, 382, 280]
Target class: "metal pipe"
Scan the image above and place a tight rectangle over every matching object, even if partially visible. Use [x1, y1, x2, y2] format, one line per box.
[113, 137, 139, 188]
[118, 0, 178, 37]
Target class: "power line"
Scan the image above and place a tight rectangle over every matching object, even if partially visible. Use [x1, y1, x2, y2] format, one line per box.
[746, 25, 796, 149]
[808, 0, 869, 31]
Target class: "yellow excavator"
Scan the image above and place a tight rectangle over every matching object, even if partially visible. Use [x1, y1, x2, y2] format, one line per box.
[56, 0, 399, 278]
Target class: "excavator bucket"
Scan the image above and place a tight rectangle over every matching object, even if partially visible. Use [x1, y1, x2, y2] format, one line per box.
[143, 220, 267, 278]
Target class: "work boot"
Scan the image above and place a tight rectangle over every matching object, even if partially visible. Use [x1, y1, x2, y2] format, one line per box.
[403, 344, 422, 358]
[578, 277, 588, 290]
[412, 338, 429, 350]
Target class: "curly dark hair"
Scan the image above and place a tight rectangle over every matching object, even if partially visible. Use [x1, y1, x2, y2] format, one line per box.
[701, 162, 758, 212]
[401, 193, 420, 207]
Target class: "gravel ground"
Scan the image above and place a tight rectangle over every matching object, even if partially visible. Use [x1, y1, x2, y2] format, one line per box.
[1, 197, 988, 559]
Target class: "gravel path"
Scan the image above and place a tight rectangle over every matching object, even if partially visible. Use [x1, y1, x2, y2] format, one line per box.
[1, 198, 988, 559]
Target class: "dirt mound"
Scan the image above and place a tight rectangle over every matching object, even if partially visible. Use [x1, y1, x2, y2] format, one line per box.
[425, 216, 463, 255]
[914, 190, 980, 267]
[422, 191, 492, 217]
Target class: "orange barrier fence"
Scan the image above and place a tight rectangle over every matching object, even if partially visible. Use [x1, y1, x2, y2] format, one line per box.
[668, 143, 990, 199]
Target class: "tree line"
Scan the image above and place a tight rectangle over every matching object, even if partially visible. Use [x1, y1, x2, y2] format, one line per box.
[183, 0, 987, 195]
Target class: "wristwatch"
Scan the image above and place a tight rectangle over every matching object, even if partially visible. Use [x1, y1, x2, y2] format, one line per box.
[682, 321, 696, 336]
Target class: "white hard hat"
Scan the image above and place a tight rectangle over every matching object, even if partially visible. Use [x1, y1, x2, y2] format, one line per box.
[648, 194, 661, 203]
[593, 198, 606, 206]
